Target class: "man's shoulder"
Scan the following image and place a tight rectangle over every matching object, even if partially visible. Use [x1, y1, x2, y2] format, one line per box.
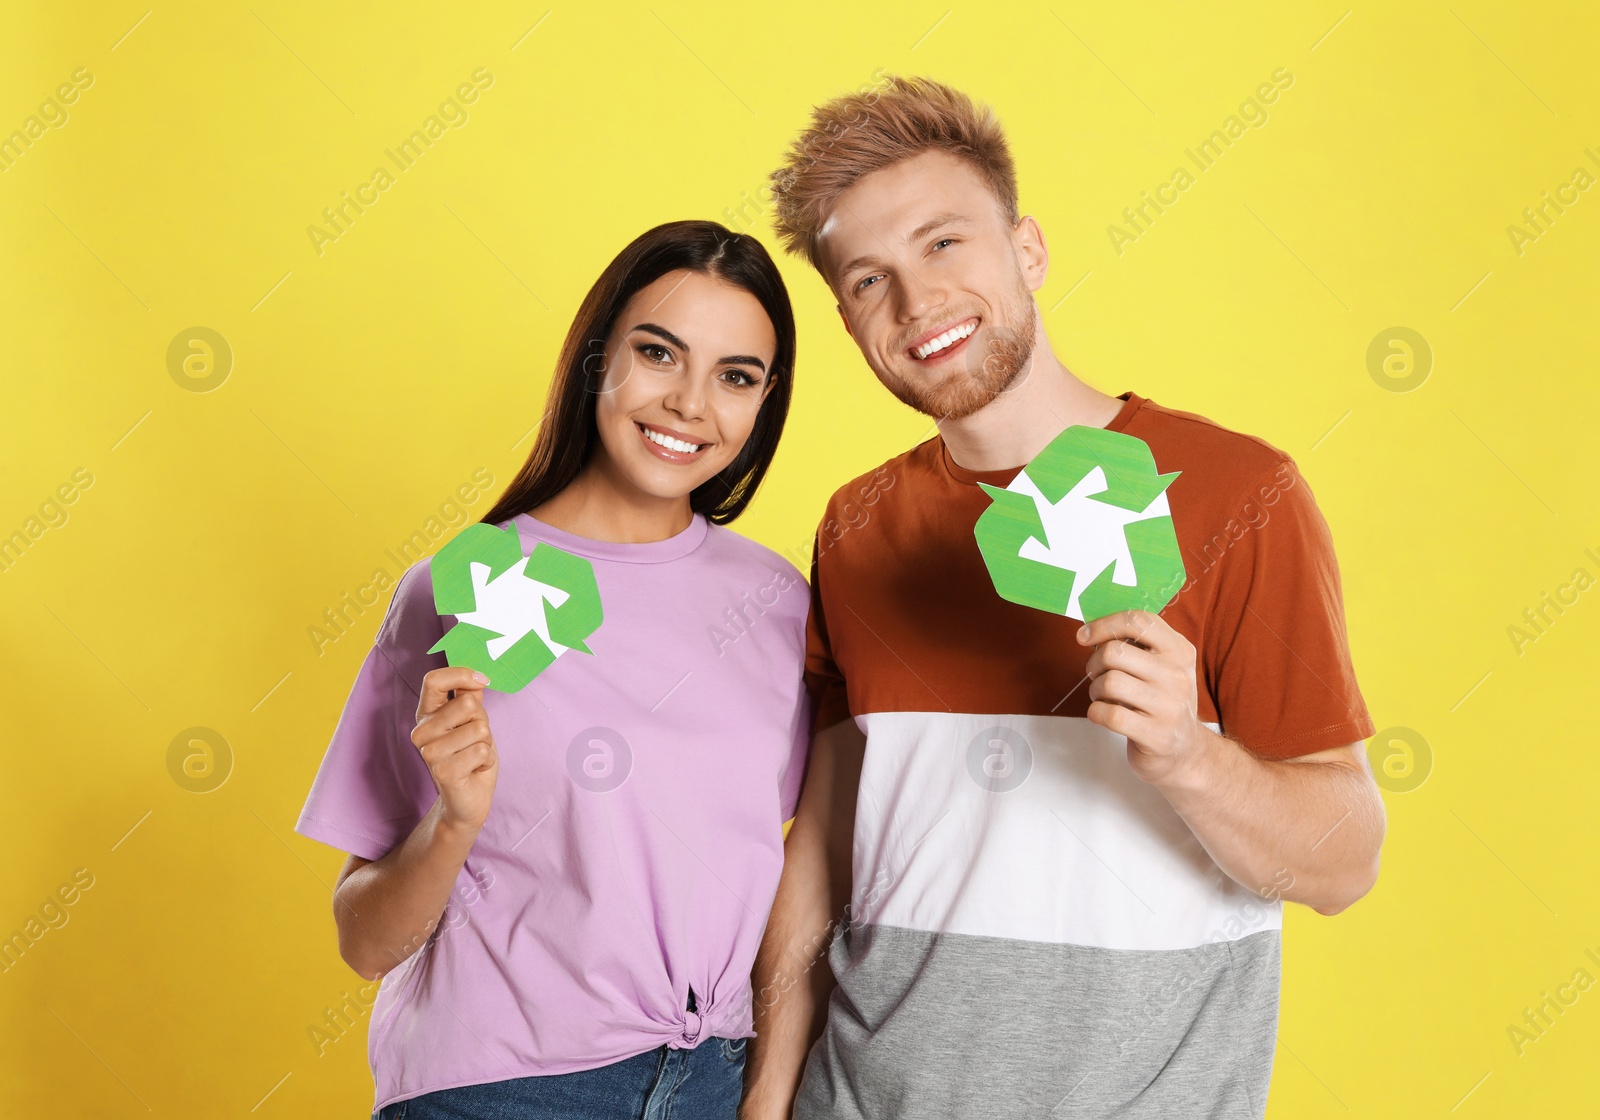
[1134, 396, 1291, 470]
[1131, 396, 1298, 497]
[817, 437, 940, 519]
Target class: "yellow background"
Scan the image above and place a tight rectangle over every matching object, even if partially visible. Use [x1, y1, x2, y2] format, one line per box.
[2, 1, 1596, 1115]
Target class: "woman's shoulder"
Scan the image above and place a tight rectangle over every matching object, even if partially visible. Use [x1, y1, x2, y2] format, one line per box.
[700, 522, 808, 603]
[701, 520, 804, 573]
[373, 556, 447, 662]
[388, 554, 437, 611]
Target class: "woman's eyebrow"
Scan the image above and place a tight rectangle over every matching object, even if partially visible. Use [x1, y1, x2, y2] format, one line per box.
[630, 322, 767, 373]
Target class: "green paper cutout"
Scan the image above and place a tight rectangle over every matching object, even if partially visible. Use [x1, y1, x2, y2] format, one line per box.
[973, 425, 1185, 622]
[426, 523, 603, 692]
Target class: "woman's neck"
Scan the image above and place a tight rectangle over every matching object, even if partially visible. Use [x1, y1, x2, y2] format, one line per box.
[528, 458, 696, 544]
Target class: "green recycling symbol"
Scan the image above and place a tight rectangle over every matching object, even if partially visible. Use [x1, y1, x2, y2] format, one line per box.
[427, 523, 603, 692]
[973, 425, 1186, 622]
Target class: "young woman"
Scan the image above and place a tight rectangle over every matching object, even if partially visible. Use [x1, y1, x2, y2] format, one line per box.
[294, 220, 811, 1119]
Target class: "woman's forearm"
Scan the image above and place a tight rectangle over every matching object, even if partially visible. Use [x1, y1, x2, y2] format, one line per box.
[742, 718, 865, 1118]
[333, 799, 481, 980]
[742, 815, 837, 1117]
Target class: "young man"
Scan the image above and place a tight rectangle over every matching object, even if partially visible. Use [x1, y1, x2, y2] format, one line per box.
[739, 76, 1385, 1119]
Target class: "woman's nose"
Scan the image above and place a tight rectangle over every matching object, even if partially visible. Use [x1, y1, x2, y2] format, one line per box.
[662, 372, 707, 420]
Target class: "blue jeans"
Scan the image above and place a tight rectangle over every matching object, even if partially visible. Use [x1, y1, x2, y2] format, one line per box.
[374, 1037, 747, 1119]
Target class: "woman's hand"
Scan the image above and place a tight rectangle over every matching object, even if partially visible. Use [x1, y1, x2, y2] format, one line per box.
[333, 666, 498, 980]
[412, 666, 499, 834]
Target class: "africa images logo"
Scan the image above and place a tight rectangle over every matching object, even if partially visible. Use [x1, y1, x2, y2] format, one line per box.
[974, 426, 1185, 621]
[429, 524, 603, 692]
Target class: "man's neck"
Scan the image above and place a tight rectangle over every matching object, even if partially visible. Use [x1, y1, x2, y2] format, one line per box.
[937, 324, 1124, 472]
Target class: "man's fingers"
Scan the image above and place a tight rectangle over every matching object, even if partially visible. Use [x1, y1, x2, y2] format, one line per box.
[1085, 636, 1161, 683]
[418, 666, 491, 718]
[1088, 668, 1156, 715]
[1077, 610, 1179, 654]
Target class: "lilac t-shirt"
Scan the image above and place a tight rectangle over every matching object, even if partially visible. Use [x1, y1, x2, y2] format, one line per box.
[294, 511, 811, 1111]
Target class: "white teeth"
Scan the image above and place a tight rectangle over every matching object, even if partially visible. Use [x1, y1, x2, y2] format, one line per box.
[643, 426, 702, 454]
[913, 321, 976, 359]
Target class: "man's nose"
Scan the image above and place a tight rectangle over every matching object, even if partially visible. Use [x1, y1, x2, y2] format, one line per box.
[897, 269, 945, 325]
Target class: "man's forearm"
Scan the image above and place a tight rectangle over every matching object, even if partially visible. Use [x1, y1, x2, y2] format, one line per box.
[1155, 730, 1385, 914]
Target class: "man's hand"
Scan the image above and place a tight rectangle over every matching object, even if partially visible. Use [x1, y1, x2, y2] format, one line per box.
[1077, 609, 1385, 914]
[1077, 609, 1207, 789]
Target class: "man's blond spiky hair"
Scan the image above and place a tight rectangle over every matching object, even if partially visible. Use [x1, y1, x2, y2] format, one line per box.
[767, 74, 1020, 280]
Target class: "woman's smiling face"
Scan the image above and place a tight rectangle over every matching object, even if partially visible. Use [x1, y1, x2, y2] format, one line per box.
[589, 269, 778, 504]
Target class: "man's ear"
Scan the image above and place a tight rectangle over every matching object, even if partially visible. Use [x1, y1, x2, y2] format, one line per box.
[835, 303, 854, 340]
[1014, 215, 1049, 294]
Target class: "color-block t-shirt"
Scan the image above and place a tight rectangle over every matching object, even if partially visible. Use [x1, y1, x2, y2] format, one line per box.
[794, 391, 1374, 1120]
[295, 512, 810, 1113]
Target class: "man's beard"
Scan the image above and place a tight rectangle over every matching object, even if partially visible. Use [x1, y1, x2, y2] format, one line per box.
[876, 279, 1038, 422]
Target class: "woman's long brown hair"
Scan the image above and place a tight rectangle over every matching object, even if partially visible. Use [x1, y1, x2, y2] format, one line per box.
[479, 220, 797, 529]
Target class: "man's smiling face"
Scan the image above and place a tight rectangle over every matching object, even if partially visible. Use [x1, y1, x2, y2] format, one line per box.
[818, 148, 1044, 421]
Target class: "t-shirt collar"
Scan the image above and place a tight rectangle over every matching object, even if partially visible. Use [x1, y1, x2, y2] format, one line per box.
[509, 510, 709, 563]
[939, 390, 1145, 487]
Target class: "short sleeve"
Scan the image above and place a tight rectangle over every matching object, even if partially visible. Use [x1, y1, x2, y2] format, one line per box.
[1205, 459, 1375, 760]
[776, 669, 813, 822]
[803, 531, 851, 734]
[294, 561, 447, 860]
